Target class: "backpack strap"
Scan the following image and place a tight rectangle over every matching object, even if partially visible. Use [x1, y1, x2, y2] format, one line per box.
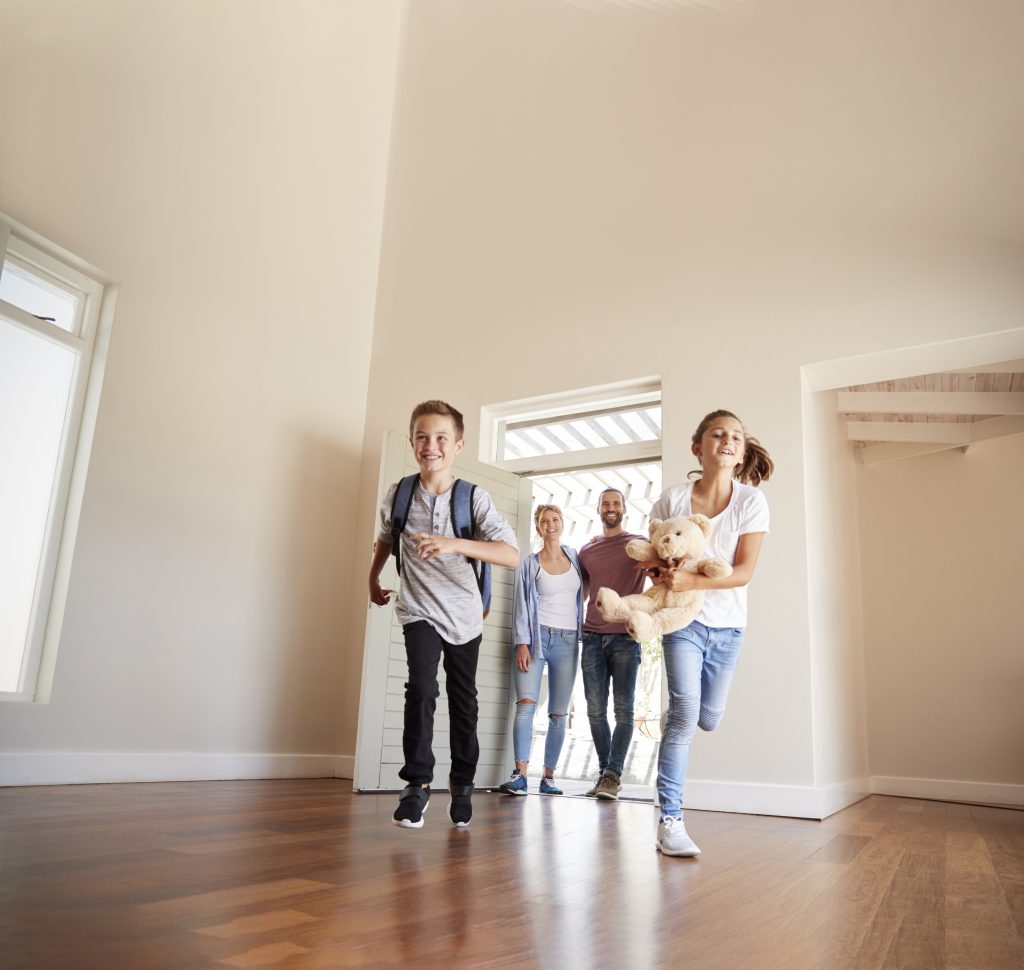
[389, 474, 420, 576]
[451, 479, 492, 617]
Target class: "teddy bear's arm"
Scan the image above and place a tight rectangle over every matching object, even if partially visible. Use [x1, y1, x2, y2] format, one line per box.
[694, 558, 732, 579]
[624, 539, 658, 563]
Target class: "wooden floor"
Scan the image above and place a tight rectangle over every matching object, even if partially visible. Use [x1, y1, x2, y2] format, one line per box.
[1, 781, 1022, 969]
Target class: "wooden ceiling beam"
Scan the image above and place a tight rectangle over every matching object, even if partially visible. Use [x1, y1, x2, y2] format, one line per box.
[837, 391, 1024, 415]
[847, 422, 970, 443]
[859, 442, 965, 466]
[848, 415, 1024, 444]
[969, 415, 1024, 442]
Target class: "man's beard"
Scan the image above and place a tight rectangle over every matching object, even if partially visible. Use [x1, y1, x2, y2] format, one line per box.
[601, 511, 623, 529]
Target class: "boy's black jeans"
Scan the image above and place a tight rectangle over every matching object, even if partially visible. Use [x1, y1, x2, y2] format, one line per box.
[400, 621, 482, 787]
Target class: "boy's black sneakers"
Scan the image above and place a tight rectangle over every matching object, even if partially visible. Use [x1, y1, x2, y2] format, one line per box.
[448, 778, 473, 827]
[392, 784, 430, 828]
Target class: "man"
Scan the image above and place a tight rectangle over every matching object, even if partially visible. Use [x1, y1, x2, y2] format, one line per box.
[578, 488, 646, 800]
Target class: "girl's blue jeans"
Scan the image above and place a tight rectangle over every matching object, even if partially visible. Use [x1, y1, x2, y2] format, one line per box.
[656, 620, 744, 819]
[512, 626, 580, 769]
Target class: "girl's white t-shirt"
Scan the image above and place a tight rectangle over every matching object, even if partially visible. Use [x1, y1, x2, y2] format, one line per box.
[650, 480, 769, 629]
[536, 564, 581, 631]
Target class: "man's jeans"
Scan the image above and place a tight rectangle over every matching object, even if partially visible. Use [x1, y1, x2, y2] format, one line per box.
[657, 621, 744, 818]
[581, 631, 641, 778]
[511, 625, 579, 768]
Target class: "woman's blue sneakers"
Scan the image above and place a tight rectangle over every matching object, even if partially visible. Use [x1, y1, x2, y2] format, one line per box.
[498, 770, 564, 795]
[498, 770, 528, 795]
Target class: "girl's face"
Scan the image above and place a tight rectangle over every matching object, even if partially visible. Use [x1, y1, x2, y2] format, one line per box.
[694, 416, 745, 473]
[536, 509, 563, 541]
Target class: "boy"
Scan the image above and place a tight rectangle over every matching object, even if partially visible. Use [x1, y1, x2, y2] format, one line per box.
[368, 400, 519, 828]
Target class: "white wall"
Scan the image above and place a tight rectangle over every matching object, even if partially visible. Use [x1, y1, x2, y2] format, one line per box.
[858, 437, 1024, 802]
[0, 0, 403, 782]
[2, 0, 1021, 811]
[802, 386, 869, 808]
[346, 0, 1024, 815]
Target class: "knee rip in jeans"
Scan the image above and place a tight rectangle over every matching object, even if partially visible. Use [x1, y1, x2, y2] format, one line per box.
[698, 705, 723, 732]
[517, 698, 536, 706]
[548, 712, 565, 720]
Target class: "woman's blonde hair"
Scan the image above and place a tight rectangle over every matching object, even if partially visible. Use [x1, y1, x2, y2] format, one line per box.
[533, 504, 564, 531]
[688, 409, 775, 486]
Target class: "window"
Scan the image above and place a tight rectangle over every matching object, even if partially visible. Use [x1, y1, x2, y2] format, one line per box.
[0, 215, 116, 702]
[483, 377, 662, 470]
[482, 377, 663, 539]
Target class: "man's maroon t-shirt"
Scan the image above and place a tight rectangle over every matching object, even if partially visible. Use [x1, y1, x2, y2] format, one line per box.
[578, 532, 647, 635]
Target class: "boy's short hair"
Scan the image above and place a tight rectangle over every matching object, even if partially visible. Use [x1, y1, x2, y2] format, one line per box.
[411, 397, 468, 440]
[409, 400, 465, 441]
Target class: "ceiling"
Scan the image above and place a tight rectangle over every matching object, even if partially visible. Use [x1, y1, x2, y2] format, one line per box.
[839, 360, 1024, 464]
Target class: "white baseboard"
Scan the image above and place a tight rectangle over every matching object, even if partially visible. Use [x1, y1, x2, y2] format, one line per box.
[871, 775, 1024, 808]
[819, 777, 873, 818]
[334, 755, 355, 780]
[683, 776, 870, 820]
[11, 757, 1015, 813]
[0, 752, 339, 787]
[683, 773, 1024, 819]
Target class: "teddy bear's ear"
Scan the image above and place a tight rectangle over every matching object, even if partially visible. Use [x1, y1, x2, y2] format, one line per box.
[648, 518, 662, 539]
[690, 514, 713, 538]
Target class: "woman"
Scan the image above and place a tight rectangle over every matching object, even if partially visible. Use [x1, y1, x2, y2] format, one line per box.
[500, 504, 584, 795]
[649, 409, 774, 856]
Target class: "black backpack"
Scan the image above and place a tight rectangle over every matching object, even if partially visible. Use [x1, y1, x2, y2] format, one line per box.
[390, 474, 492, 616]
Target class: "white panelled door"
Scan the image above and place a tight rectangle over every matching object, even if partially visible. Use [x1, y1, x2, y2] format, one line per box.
[354, 430, 531, 791]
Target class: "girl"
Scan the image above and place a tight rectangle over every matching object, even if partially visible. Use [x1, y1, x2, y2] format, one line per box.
[500, 505, 584, 795]
[649, 409, 773, 856]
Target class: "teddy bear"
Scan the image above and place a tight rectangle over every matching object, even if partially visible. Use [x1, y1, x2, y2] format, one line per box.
[595, 514, 732, 642]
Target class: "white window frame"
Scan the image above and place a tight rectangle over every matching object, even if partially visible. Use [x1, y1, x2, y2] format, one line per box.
[481, 375, 663, 475]
[0, 214, 118, 703]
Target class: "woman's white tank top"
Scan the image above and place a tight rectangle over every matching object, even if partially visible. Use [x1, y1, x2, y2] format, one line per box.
[536, 564, 580, 630]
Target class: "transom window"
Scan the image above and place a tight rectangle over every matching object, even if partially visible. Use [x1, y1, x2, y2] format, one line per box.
[482, 377, 663, 541]
[0, 256, 81, 333]
[503, 403, 662, 460]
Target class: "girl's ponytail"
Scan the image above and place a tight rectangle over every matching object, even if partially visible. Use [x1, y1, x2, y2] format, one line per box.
[736, 434, 774, 485]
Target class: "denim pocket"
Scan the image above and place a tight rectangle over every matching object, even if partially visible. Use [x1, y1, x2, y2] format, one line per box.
[714, 629, 744, 664]
[560, 628, 577, 644]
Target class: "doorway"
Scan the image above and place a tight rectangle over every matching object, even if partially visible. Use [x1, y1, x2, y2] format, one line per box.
[484, 382, 666, 799]
[521, 461, 664, 798]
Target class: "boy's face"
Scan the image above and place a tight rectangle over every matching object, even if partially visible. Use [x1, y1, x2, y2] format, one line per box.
[410, 414, 463, 474]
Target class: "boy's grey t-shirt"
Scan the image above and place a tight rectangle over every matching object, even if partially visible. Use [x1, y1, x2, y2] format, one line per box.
[378, 479, 518, 644]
